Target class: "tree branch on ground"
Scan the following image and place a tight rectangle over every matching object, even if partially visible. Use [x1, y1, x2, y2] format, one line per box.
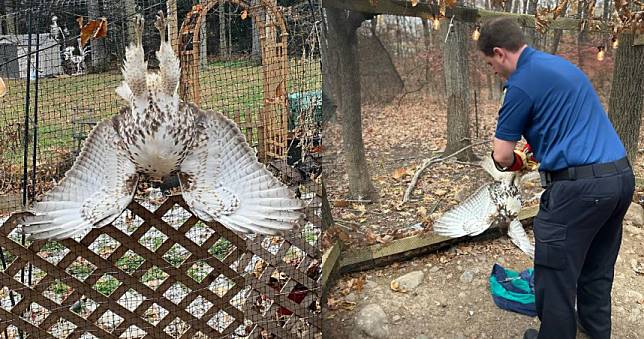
[402, 140, 490, 204]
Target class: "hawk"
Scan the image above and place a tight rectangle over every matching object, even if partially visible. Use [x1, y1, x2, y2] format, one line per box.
[432, 156, 534, 258]
[18, 12, 304, 240]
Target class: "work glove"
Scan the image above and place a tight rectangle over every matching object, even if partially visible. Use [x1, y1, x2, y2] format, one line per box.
[520, 143, 538, 171]
[492, 146, 538, 172]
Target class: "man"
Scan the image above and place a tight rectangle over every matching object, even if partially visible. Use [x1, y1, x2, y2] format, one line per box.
[477, 17, 635, 339]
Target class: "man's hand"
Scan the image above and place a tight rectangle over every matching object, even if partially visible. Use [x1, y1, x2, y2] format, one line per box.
[492, 141, 539, 172]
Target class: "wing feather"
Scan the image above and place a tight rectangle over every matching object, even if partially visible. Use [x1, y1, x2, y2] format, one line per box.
[507, 219, 535, 258]
[179, 106, 303, 235]
[432, 184, 498, 238]
[19, 118, 139, 240]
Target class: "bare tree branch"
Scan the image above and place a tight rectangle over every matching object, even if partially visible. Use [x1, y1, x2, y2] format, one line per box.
[402, 140, 490, 204]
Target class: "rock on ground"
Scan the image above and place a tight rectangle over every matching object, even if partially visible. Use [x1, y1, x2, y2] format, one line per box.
[625, 202, 644, 227]
[393, 270, 425, 291]
[355, 304, 390, 338]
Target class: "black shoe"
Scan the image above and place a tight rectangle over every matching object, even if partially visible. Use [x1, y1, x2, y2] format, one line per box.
[523, 328, 538, 339]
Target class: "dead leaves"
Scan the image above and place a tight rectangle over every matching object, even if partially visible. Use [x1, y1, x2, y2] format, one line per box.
[326, 275, 366, 311]
[76, 16, 108, 48]
[326, 297, 357, 311]
[391, 166, 415, 180]
[390, 279, 407, 293]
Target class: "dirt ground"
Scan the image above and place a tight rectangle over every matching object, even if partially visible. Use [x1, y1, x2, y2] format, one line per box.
[320, 92, 644, 338]
[322, 224, 644, 338]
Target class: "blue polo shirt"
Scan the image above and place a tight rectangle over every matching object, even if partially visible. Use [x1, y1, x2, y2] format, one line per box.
[495, 47, 626, 171]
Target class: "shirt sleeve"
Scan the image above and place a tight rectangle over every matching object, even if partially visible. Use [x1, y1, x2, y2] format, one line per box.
[495, 86, 533, 142]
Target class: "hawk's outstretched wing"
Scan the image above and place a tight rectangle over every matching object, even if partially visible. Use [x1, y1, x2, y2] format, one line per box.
[507, 219, 535, 258]
[432, 184, 498, 238]
[178, 106, 304, 235]
[19, 118, 139, 239]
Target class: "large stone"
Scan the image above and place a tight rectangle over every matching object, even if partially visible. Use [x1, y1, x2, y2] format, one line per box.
[625, 203, 644, 227]
[355, 304, 390, 338]
[393, 270, 425, 291]
[459, 270, 475, 284]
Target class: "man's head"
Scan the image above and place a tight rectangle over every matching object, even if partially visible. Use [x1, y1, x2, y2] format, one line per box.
[477, 17, 528, 80]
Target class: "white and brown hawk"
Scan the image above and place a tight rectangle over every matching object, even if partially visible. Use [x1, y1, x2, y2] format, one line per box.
[432, 156, 535, 258]
[18, 12, 304, 239]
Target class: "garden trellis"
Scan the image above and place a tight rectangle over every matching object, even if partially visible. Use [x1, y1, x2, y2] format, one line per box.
[0, 0, 323, 338]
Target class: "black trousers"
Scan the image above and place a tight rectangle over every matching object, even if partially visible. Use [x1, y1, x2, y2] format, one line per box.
[534, 165, 635, 339]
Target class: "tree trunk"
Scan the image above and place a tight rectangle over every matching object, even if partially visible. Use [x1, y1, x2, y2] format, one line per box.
[526, 0, 539, 47]
[124, 0, 137, 46]
[607, 32, 644, 163]
[4, 0, 16, 34]
[421, 18, 431, 83]
[198, 0, 208, 66]
[218, 2, 226, 58]
[576, 0, 588, 68]
[325, 8, 378, 200]
[443, 16, 476, 161]
[603, 0, 611, 20]
[550, 1, 568, 55]
[320, 9, 339, 122]
[512, 0, 521, 13]
[250, 0, 262, 63]
[88, 0, 108, 71]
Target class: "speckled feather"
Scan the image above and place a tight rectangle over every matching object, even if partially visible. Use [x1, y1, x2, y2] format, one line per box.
[433, 156, 534, 258]
[18, 12, 303, 240]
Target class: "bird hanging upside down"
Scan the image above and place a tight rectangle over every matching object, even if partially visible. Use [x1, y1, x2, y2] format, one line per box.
[432, 155, 535, 258]
[18, 12, 304, 240]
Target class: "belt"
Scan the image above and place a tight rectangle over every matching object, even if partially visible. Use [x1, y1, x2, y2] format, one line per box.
[539, 157, 630, 188]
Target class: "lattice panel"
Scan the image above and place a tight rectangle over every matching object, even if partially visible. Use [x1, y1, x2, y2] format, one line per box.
[0, 195, 321, 338]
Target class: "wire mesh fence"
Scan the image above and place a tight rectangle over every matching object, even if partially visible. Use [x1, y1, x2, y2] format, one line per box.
[0, 0, 322, 338]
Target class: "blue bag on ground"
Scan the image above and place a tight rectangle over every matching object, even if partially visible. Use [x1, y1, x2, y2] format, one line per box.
[488, 263, 537, 317]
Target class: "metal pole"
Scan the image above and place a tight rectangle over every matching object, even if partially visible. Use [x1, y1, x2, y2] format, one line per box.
[18, 2, 35, 338]
[29, 5, 41, 289]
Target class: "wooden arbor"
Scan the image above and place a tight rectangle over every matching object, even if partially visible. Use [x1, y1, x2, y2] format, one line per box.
[178, 0, 290, 162]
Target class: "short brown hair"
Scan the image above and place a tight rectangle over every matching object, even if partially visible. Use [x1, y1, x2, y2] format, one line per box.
[477, 17, 527, 56]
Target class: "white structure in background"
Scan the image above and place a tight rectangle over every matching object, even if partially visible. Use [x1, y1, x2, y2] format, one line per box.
[0, 33, 63, 79]
[63, 38, 91, 76]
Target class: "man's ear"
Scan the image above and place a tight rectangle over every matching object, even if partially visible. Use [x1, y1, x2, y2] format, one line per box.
[492, 47, 504, 59]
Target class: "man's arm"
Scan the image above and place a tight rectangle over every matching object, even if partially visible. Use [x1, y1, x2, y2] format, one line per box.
[493, 138, 517, 168]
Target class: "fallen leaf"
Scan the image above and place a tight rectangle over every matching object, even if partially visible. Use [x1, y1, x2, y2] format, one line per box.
[365, 230, 378, 244]
[391, 167, 409, 180]
[417, 206, 428, 218]
[353, 203, 367, 216]
[331, 299, 357, 311]
[390, 279, 407, 293]
[434, 189, 448, 196]
[377, 234, 394, 244]
[333, 200, 350, 207]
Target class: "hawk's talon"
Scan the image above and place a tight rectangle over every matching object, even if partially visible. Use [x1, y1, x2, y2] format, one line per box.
[133, 14, 144, 46]
[155, 10, 167, 42]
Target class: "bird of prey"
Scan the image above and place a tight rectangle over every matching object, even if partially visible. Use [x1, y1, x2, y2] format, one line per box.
[432, 156, 534, 258]
[18, 12, 304, 240]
